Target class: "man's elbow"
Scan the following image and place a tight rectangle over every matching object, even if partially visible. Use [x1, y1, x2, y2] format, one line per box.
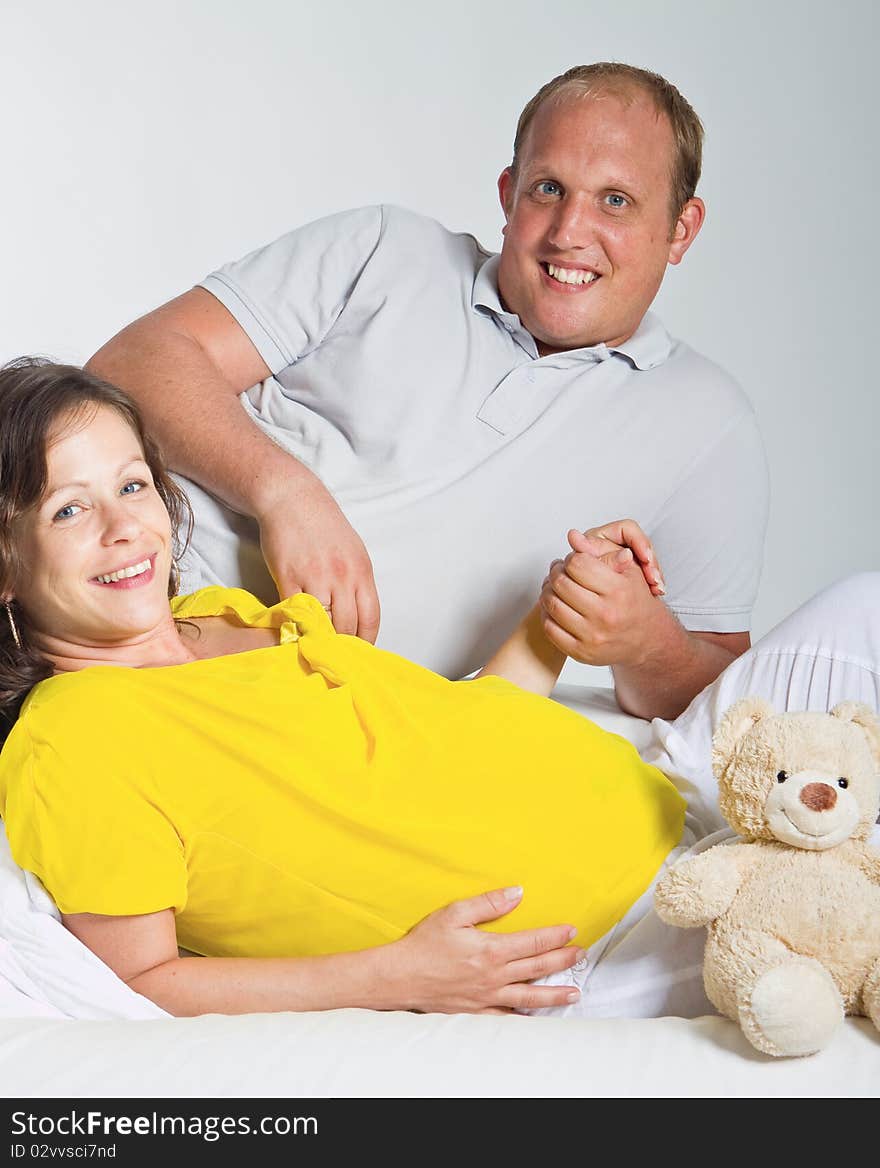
[614, 683, 690, 723]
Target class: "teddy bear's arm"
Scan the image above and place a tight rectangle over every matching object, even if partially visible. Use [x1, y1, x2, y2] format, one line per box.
[654, 844, 750, 929]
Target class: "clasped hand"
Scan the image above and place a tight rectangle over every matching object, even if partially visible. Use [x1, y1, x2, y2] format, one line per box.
[540, 520, 666, 668]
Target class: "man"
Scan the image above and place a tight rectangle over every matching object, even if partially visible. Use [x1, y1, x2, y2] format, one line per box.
[87, 63, 768, 720]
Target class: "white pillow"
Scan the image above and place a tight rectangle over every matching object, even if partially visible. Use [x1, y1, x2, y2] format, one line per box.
[0, 827, 166, 1020]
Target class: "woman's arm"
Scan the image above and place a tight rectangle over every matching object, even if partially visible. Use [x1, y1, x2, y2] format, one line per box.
[474, 603, 566, 697]
[62, 887, 584, 1016]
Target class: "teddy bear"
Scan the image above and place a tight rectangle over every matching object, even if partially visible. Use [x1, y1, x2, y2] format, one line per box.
[653, 697, 880, 1057]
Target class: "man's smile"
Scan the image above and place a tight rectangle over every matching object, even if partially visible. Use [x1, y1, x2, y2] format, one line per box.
[540, 262, 601, 290]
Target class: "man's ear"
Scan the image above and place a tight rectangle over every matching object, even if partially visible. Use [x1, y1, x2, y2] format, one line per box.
[498, 167, 515, 225]
[667, 197, 705, 265]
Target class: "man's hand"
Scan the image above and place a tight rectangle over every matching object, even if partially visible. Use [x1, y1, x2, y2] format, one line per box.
[540, 523, 748, 720]
[540, 526, 664, 668]
[257, 474, 380, 643]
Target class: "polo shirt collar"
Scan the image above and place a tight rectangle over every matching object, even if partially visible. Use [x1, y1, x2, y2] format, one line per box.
[472, 253, 673, 370]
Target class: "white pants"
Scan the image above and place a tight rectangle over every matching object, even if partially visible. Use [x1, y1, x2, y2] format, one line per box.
[529, 571, 880, 1019]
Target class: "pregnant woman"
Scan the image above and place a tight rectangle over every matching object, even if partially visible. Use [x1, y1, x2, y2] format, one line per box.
[0, 358, 684, 1017]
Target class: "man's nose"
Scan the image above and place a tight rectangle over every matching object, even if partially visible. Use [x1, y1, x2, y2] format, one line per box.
[547, 195, 599, 251]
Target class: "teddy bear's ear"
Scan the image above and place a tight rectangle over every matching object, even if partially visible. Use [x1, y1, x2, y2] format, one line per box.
[711, 696, 776, 776]
[830, 702, 880, 765]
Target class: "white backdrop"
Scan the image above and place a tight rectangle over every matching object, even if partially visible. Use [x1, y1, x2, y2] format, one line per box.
[2, 0, 877, 681]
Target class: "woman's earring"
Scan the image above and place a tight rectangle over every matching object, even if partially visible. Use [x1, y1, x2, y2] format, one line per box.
[4, 601, 22, 650]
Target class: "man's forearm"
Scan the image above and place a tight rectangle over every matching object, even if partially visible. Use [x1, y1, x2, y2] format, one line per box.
[87, 318, 306, 520]
[612, 610, 739, 722]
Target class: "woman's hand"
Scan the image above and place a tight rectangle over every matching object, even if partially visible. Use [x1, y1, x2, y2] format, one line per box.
[388, 886, 585, 1014]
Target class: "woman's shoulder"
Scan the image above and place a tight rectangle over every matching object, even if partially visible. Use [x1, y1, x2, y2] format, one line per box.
[7, 666, 131, 756]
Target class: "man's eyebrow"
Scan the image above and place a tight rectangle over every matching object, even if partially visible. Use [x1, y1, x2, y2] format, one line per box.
[520, 162, 642, 194]
[44, 456, 148, 500]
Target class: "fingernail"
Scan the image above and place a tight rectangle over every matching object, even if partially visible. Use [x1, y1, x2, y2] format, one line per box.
[567, 927, 577, 941]
[574, 948, 587, 962]
[566, 990, 580, 1003]
[503, 885, 523, 901]
[655, 574, 666, 594]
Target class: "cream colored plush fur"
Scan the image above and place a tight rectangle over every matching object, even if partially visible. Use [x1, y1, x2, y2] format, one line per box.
[654, 699, 880, 1057]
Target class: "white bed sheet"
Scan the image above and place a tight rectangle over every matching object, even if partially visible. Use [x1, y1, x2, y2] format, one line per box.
[3, 1009, 877, 1099]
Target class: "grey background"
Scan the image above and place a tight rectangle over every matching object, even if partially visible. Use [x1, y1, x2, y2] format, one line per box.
[2, 0, 877, 683]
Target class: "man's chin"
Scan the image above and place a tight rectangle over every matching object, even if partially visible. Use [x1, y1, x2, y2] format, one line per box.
[533, 327, 603, 357]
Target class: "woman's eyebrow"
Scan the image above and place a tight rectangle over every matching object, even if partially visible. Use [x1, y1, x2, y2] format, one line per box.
[44, 457, 148, 499]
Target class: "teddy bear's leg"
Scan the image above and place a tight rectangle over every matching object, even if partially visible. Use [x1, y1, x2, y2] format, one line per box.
[862, 958, 880, 1033]
[738, 953, 844, 1058]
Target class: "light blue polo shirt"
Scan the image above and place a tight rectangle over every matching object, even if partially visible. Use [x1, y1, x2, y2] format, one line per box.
[179, 204, 768, 679]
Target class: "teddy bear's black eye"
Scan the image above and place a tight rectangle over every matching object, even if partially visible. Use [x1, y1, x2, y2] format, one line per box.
[777, 770, 788, 783]
[838, 777, 849, 789]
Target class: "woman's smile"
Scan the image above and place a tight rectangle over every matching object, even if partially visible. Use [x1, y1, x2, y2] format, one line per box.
[91, 554, 158, 588]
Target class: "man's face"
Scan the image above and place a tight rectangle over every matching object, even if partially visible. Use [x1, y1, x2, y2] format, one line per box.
[496, 89, 704, 354]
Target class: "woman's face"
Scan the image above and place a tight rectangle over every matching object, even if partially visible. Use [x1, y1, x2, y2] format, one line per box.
[11, 404, 175, 648]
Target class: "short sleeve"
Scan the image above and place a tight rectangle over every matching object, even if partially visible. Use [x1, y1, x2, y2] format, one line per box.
[199, 205, 385, 375]
[1, 716, 187, 918]
[653, 410, 769, 633]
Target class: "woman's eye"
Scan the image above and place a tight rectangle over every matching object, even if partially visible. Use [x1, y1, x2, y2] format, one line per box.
[120, 480, 145, 496]
[53, 503, 82, 521]
[535, 180, 562, 197]
[605, 193, 628, 208]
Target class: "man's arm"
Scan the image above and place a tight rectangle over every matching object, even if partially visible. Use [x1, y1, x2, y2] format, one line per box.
[540, 527, 749, 720]
[611, 624, 749, 721]
[86, 289, 380, 641]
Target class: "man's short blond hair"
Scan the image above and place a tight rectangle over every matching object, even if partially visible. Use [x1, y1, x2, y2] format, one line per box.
[511, 63, 704, 225]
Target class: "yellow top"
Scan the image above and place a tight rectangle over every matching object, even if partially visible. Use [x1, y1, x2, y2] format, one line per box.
[0, 588, 685, 958]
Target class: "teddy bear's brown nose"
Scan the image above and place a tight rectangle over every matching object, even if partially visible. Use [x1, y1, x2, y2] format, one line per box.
[799, 782, 838, 812]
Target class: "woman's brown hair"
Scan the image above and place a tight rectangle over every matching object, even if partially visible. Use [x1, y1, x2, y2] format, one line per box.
[0, 357, 193, 735]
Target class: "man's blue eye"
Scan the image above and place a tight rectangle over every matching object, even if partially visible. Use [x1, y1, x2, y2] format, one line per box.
[536, 181, 562, 196]
[605, 193, 627, 208]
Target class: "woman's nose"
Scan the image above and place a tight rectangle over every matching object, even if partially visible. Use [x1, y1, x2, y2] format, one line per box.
[100, 502, 142, 543]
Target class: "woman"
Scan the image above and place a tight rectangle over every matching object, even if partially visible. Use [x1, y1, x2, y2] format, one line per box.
[0, 358, 685, 1017]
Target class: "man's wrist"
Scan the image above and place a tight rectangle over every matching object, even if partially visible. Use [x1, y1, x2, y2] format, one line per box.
[623, 599, 689, 671]
[249, 454, 327, 523]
